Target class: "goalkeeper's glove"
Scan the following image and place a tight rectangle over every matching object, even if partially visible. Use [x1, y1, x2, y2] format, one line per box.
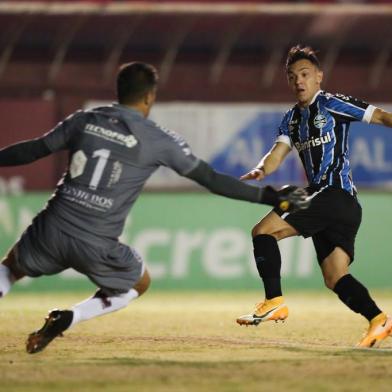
[262, 185, 310, 213]
[276, 185, 310, 213]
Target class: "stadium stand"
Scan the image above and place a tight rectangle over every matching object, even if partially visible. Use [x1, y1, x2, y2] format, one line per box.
[0, 1, 391, 189]
[0, 1, 391, 107]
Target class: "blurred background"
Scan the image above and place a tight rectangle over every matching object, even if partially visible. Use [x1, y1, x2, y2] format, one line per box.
[0, 0, 391, 293]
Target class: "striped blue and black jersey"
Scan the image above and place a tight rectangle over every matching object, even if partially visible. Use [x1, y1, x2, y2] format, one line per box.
[276, 90, 376, 194]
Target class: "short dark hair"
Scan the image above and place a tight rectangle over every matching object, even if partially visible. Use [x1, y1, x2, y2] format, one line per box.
[286, 45, 320, 71]
[117, 62, 159, 104]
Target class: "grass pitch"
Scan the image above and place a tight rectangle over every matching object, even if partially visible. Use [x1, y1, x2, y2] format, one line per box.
[1, 291, 392, 392]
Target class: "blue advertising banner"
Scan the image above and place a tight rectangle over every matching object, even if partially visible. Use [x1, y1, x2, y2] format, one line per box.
[349, 123, 392, 187]
[210, 111, 305, 186]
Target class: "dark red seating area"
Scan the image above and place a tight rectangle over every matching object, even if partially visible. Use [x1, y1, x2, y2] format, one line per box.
[0, 1, 391, 118]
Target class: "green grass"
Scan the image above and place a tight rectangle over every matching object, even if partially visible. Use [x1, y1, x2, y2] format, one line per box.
[1, 291, 392, 391]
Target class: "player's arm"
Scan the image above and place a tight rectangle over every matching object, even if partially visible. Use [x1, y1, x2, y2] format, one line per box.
[186, 160, 309, 212]
[326, 93, 379, 126]
[240, 142, 292, 181]
[0, 138, 51, 166]
[370, 108, 392, 128]
[0, 111, 83, 167]
[156, 124, 308, 211]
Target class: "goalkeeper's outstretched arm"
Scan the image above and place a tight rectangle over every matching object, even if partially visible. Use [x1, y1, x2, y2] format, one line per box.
[186, 160, 309, 212]
[0, 138, 51, 166]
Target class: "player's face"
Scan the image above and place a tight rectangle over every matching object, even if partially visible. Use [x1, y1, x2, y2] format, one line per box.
[287, 59, 323, 107]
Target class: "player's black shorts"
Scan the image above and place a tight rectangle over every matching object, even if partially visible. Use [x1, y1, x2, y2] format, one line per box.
[275, 187, 362, 264]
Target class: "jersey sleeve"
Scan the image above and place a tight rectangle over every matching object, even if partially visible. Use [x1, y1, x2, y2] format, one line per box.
[154, 125, 200, 175]
[325, 93, 376, 123]
[42, 110, 84, 152]
[275, 110, 293, 148]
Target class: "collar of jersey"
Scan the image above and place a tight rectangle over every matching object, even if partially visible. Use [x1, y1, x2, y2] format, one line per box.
[308, 89, 322, 105]
[297, 89, 323, 111]
[112, 103, 144, 118]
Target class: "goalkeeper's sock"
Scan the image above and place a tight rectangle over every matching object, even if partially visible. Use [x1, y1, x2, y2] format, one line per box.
[0, 264, 13, 297]
[70, 288, 139, 327]
[253, 234, 282, 299]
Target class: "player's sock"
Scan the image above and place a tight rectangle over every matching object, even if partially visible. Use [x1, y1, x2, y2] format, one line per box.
[0, 264, 13, 297]
[70, 288, 139, 327]
[333, 274, 382, 321]
[253, 234, 282, 299]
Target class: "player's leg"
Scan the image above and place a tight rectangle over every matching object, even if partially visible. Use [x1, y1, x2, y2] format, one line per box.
[26, 268, 151, 355]
[70, 268, 150, 327]
[319, 246, 350, 290]
[0, 247, 26, 297]
[317, 239, 391, 348]
[69, 244, 150, 327]
[318, 189, 392, 347]
[237, 188, 331, 327]
[251, 210, 298, 299]
[237, 210, 298, 326]
[26, 242, 149, 354]
[323, 248, 381, 321]
[320, 244, 381, 318]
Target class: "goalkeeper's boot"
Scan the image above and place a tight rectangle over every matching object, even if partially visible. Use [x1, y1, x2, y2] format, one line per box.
[236, 296, 288, 326]
[357, 313, 392, 348]
[26, 309, 73, 354]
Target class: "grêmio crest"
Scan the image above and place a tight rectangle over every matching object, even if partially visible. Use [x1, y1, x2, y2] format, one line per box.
[314, 114, 327, 129]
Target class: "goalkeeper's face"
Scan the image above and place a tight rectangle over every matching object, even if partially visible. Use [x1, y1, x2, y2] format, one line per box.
[287, 59, 323, 107]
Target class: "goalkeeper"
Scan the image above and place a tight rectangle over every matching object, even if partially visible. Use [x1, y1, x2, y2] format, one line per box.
[0, 62, 309, 354]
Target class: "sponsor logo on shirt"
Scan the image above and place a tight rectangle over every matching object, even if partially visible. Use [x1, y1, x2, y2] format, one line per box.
[61, 184, 114, 211]
[294, 132, 332, 152]
[85, 124, 137, 148]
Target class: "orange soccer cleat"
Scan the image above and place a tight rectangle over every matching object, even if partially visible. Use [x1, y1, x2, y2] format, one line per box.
[236, 296, 288, 326]
[357, 313, 392, 348]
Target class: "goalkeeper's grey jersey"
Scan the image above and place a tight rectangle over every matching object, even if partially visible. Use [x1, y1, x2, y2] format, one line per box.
[41, 104, 199, 246]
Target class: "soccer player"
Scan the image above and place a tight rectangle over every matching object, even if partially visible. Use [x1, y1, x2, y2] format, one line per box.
[236, 46, 392, 348]
[0, 62, 309, 354]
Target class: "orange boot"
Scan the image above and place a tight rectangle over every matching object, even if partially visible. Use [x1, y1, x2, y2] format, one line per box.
[357, 313, 392, 348]
[237, 296, 288, 326]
